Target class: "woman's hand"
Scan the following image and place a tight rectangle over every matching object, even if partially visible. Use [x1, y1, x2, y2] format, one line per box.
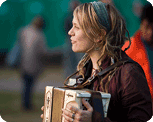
[40, 106, 44, 119]
[62, 98, 93, 122]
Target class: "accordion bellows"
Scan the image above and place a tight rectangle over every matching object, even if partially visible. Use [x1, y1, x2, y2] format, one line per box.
[43, 86, 111, 122]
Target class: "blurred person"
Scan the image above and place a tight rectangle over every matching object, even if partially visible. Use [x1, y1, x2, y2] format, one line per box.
[48, 0, 83, 78]
[122, 2, 153, 113]
[133, 0, 143, 18]
[100, 0, 147, 37]
[63, 0, 84, 78]
[17, 15, 47, 110]
[99, 0, 113, 4]
[41, 1, 152, 121]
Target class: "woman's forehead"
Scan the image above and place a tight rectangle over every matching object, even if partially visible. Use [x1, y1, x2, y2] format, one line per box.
[72, 15, 79, 25]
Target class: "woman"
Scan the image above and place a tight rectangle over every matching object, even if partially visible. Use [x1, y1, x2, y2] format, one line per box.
[41, 1, 152, 122]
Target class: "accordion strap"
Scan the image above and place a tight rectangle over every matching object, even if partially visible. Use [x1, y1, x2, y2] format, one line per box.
[64, 58, 135, 89]
[90, 91, 104, 122]
[81, 58, 135, 87]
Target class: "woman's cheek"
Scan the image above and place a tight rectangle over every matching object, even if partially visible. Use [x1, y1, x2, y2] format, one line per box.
[72, 44, 78, 52]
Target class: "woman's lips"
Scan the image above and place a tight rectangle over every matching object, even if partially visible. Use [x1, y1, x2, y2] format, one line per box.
[71, 40, 76, 44]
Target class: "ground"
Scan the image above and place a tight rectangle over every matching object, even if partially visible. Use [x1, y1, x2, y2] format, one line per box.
[0, 64, 65, 122]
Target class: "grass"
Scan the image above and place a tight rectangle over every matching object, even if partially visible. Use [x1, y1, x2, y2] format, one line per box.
[0, 65, 65, 122]
[0, 90, 44, 122]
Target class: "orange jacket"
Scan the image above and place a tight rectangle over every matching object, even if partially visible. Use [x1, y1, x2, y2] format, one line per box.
[122, 31, 153, 99]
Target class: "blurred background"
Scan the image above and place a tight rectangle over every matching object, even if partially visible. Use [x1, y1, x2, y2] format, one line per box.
[0, 0, 148, 122]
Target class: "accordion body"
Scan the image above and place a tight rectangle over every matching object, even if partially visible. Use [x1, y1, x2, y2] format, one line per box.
[43, 86, 111, 122]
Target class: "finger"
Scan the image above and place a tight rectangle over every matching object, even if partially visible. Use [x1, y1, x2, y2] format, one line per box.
[62, 109, 73, 118]
[62, 113, 74, 122]
[82, 98, 93, 112]
[66, 104, 80, 114]
[40, 114, 44, 119]
[62, 109, 75, 118]
[41, 106, 44, 111]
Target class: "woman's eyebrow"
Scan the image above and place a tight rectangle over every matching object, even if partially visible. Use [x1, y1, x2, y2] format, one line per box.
[72, 21, 78, 26]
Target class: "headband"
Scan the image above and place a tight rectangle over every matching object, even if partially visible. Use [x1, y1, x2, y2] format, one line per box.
[91, 1, 111, 32]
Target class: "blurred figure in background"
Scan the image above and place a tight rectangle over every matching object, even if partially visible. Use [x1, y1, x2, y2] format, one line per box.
[132, 0, 143, 18]
[18, 15, 47, 110]
[63, 0, 84, 78]
[122, 2, 153, 112]
[99, 0, 113, 4]
[99, 0, 146, 37]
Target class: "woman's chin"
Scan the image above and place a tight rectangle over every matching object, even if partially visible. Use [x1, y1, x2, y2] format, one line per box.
[72, 49, 82, 53]
[72, 50, 79, 53]
[72, 47, 77, 52]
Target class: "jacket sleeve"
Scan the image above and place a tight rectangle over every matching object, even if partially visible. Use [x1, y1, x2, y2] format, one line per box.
[104, 63, 152, 122]
[119, 63, 152, 122]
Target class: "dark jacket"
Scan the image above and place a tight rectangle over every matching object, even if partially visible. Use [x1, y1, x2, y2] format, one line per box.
[122, 30, 153, 100]
[83, 51, 152, 122]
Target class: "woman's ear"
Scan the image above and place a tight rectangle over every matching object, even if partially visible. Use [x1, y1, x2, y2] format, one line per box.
[95, 29, 106, 43]
[100, 29, 106, 37]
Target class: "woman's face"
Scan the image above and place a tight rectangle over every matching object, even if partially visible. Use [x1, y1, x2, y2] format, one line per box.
[68, 15, 94, 53]
[140, 19, 153, 42]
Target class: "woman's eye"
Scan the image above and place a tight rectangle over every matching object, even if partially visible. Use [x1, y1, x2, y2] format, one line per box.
[74, 26, 79, 29]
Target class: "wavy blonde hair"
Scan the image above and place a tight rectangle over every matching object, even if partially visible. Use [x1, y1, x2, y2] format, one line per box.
[73, 3, 131, 92]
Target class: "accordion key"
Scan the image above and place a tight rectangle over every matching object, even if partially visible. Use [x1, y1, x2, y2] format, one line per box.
[43, 86, 111, 122]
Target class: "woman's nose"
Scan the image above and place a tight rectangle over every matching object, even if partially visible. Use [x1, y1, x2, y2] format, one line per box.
[68, 27, 74, 36]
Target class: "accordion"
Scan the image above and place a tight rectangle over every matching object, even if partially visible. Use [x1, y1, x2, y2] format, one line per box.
[43, 86, 111, 122]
